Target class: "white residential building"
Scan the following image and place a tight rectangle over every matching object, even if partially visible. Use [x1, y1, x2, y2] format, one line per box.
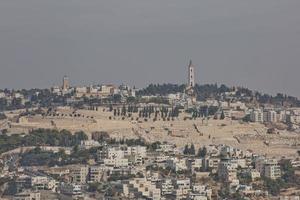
[31, 176, 57, 191]
[104, 158, 129, 168]
[71, 166, 89, 184]
[59, 183, 83, 198]
[88, 166, 105, 183]
[203, 157, 220, 172]
[255, 158, 281, 179]
[166, 157, 188, 172]
[192, 184, 212, 200]
[250, 170, 261, 181]
[79, 140, 100, 149]
[161, 179, 174, 195]
[264, 160, 281, 179]
[263, 110, 277, 123]
[123, 178, 161, 200]
[218, 161, 238, 183]
[13, 191, 41, 200]
[250, 109, 264, 123]
[173, 179, 191, 199]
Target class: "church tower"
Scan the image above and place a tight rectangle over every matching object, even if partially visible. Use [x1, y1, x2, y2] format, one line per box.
[186, 60, 197, 105]
[188, 60, 195, 88]
[62, 75, 70, 91]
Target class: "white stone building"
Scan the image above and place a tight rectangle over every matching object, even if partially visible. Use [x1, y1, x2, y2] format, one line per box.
[250, 109, 264, 123]
[255, 158, 281, 179]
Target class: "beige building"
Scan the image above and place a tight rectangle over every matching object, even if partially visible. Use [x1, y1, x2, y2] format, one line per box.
[250, 109, 264, 123]
[71, 166, 89, 184]
[88, 166, 105, 183]
[218, 161, 238, 183]
[13, 191, 41, 200]
[263, 110, 277, 123]
[250, 170, 261, 181]
[123, 178, 161, 200]
[166, 157, 188, 172]
[255, 158, 281, 179]
[264, 160, 281, 179]
[173, 179, 191, 199]
[75, 84, 116, 98]
[59, 183, 83, 199]
[62, 76, 70, 91]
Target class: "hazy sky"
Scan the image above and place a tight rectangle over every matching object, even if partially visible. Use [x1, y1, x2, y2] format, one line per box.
[0, 0, 300, 96]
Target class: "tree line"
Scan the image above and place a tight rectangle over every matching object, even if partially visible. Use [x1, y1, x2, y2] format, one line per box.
[0, 129, 88, 154]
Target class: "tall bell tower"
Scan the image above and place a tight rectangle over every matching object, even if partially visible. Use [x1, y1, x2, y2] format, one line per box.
[186, 60, 196, 105]
[188, 60, 195, 88]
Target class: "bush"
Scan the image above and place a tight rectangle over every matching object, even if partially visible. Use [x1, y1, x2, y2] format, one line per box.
[0, 113, 7, 120]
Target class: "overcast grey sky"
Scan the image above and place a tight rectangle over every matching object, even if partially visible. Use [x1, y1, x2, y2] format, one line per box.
[0, 0, 300, 96]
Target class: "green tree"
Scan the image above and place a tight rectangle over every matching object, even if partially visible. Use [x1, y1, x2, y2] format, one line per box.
[190, 144, 195, 155]
[109, 104, 113, 112]
[220, 111, 225, 120]
[197, 146, 207, 158]
[183, 145, 189, 155]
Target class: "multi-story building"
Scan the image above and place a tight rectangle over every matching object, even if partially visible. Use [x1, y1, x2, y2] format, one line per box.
[102, 147, 129, 168]
[187, 158, 203, 172]
[31, 176, 57, 191]
[157, 143, 176, 154]
[74, 84, 116, 98]
[173, 179, 191, 199]
[59, 183, 83, 199]
[107, 147, 125, 160]
[104, 157, 129, 168]
[71, 166, 89, 184]
[79, 140, 100, 149]
[264, 160, 281, 179]
[263, 110, 277, 123]
[250, 109, 264, 123]
[192, 184, 212, 200]
[0, 92, 6, 98]
[123, 178, 161, 200]
[287, 114, 300, 124]
[255, 158, 281, 179]
[202, 157, 220, 172]
[220, 146, 245, 159]
[15, 175, 32, 192]
[161, 179, 174, 196]
[124, 146, 147, 158]
[218, 161, 238, 183]
[88, 166, 105, 183]
[250, 169, 261, 181]
[13, 191, 41, 200]
[166, 157, 188, 172]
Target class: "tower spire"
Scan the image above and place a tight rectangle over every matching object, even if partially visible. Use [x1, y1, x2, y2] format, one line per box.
[188, 59, 192, 67]
[188, 60, 195, 88]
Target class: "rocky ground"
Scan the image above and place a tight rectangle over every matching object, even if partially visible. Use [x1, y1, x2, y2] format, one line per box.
[2, 107, 299, 158]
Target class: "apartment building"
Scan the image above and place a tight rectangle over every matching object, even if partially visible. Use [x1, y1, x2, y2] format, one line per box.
[123, 178, 161, 200]
[71, 166, 89, 184]
[161, 179, 174, 196]
[173, 179, 191, 199]
[218, 161, 238, 183]
[255, 158, 281, 179]
[88, 166, 105, 183]
[59, 183, 83, 199]
[263, 110, 277, 123]
[264, 160, 281, 179]
[13, 191, 41, 200]
[166, 157, 188, 172]
[250, 109, 264, 123]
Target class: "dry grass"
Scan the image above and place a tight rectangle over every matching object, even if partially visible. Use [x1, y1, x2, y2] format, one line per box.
[6, 107, 300, 158]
